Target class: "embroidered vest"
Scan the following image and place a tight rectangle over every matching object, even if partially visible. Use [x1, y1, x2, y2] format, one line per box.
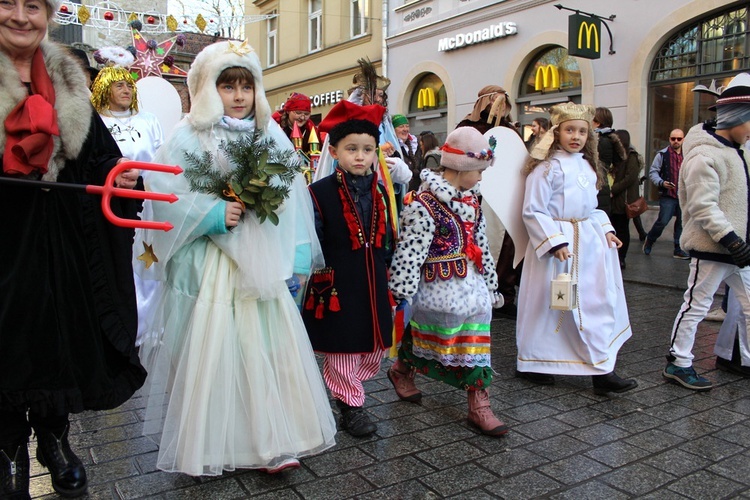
[415, 191, 478, 282]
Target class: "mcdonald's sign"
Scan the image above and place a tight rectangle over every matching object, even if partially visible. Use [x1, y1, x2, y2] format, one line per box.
[418, 88, 436, 109]
[568, 14, 600, 59]
[534, 65, 560, 92]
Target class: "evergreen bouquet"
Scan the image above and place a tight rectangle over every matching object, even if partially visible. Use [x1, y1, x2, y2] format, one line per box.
[183, 130, 301, 225]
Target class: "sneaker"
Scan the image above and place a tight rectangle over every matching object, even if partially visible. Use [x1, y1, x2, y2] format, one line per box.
[260, 458, 300, 474]
[673, 248, 690, 260]
[643, 239, 653, 255]
[662, 363, 713, 391]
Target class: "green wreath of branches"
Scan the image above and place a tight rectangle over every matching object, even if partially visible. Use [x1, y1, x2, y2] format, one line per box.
[183, 130, 302, 225]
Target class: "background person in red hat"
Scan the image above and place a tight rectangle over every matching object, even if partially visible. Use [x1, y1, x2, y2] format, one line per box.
[273, 92, 318, 154]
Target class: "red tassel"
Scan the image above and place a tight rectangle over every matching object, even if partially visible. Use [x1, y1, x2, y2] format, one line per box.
[329, 290, 341, 312]
[315, 298, 325, 319]
[305, 291, 315, 311]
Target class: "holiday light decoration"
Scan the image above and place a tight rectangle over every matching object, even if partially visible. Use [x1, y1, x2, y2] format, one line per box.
[54, 1, 275, 33]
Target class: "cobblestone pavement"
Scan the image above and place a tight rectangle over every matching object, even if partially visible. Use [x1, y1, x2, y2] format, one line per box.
[30, 211, 750, 499]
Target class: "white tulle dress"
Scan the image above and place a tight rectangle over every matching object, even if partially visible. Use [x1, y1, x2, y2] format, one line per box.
[135, 115, 336, 476]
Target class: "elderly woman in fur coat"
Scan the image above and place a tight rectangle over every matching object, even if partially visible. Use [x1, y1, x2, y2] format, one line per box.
[0, 1, 146, 498]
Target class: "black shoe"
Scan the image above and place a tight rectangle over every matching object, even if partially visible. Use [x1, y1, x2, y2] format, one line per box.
[515, 370, 555, 385]
[35, 426, 87, 498]
[493, 303, 517, 320]
[716, 356, 750, 377]
[0, 442, 30, 500]
[336, 402, 376, 437]
[592, 372, 638, 395]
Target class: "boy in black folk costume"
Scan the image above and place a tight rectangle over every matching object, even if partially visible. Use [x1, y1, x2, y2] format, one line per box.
[303, 100, 396, 437]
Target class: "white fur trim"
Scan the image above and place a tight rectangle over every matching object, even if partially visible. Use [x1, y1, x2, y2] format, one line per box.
[187, 41, 271, 132]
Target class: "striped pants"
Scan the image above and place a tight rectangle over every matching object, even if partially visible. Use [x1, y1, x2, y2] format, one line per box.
[323, 350, 386, 407]
[670, 258, 750, 367]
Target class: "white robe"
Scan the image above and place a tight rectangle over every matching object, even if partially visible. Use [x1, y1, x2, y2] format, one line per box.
[100, 110, 163, 162]
[516, 150, 632, 375]
[135, 115, 335, 475]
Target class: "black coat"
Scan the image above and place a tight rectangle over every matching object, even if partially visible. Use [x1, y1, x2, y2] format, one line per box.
[303, 170, 393, 353]
[0, 113, 146, 415]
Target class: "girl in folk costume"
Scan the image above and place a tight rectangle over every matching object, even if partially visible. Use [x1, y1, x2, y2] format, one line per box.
[303, 100, 396, 438]
[516, 102, 638, 394]
[388, 127, 508, 437]
[135, 40, 336, 476]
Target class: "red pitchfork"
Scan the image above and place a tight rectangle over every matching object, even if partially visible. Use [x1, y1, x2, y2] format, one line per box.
[0, 161, 182, 231]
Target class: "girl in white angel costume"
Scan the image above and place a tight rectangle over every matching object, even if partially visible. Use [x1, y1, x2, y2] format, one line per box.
[516, 102, 638, 395]
[134, 40, 335, 476]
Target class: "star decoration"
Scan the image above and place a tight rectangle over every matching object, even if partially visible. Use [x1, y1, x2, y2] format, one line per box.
[137, 241, 159, 269]
[129, 27, 187, 79]
[227, 40, 253, 56]
[556, 291, 565, 301]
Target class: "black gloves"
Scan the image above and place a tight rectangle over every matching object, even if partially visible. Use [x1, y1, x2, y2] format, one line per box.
[727, 238, 750, 268]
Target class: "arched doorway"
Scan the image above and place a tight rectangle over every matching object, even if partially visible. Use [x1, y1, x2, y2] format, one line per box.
[515, 46, 582, 143]
[406, 72, 448, 144]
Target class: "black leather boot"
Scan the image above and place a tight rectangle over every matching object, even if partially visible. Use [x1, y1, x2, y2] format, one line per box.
[35, 426, 87, 498]
[336, 400, 376, 437]
[0, 441, 31, 500]
[592, 372, 638, 395]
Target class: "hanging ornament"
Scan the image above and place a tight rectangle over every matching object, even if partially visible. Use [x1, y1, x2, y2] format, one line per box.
[166, 14, 178, 32]
[129, 24, 188, 79]
[146, 15, 155, 24]
[195, 13, 207, 32]
[77, 4, 90, 24]
[59, 4, 68, 13]
[127, 11, 138, 23]
[103, 11, 114, 21]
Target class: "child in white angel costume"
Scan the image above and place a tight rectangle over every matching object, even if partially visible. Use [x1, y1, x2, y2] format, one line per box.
[516, 102, 638, 395]
[134, 40, 336, 476]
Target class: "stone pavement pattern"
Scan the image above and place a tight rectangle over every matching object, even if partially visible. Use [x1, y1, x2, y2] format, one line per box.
[30, 215, 750, 499]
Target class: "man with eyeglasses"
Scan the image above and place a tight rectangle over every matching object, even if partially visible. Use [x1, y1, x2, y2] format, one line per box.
[643, 129, 690, 259]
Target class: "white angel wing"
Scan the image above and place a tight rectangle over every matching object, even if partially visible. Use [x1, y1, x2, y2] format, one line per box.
[480, 126, 529, 268]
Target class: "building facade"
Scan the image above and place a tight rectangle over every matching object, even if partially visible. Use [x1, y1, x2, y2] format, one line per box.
[245, 0, 386, 120]
[386, 0, 747, 172]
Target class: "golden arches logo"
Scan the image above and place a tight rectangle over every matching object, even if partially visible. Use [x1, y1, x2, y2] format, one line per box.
[578, 21, 599, 51]
[418, 88, 436, 108]
[534, 65, 559, 91]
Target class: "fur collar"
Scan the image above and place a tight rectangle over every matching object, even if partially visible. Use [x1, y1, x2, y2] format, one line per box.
[0, 41, 93, 181]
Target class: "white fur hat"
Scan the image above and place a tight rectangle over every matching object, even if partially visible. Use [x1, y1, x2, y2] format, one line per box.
[187, 40, 271, 131]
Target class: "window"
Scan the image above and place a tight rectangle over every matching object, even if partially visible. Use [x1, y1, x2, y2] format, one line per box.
[309, 0, 322, 52]
[351, 0, 368, 38]
[515, 47, 582, 143]
[267, 11, 277, 67]
[648, 6, 748, 179]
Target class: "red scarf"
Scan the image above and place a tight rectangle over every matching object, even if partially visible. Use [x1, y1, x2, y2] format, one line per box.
[3, 48, 59, 176]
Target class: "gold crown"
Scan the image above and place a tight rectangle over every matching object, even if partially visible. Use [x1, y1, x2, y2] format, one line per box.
[550, 102, 595, 126]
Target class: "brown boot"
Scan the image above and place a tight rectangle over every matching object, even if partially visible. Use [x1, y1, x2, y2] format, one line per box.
[387, 359, 422, 402]
[467, 389, 509, 437]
